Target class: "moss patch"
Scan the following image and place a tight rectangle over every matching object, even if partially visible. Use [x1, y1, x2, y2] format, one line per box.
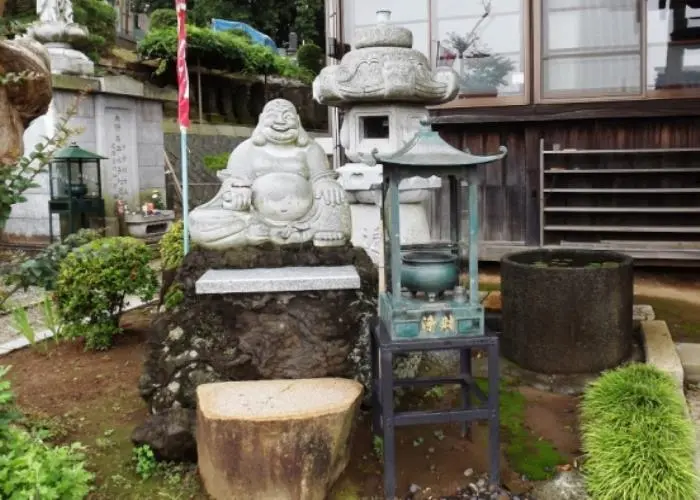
[636, 295, 700, 343]
[474, 379, 566, 481]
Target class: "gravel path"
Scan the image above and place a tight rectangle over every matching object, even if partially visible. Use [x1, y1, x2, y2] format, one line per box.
[0, 287, 48, 344]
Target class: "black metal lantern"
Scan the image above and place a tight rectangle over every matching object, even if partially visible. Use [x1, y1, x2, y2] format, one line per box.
[48, 143, 107, 241]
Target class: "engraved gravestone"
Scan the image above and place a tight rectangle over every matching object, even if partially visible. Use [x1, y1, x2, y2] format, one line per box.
[100, 105, 139, 208]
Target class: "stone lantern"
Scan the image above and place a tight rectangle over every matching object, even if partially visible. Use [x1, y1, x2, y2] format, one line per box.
[313, 9, 460, 266]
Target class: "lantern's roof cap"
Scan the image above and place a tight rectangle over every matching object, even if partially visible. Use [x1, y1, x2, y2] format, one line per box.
[373, 120, 507, 168]
[53, 142, 107, 160]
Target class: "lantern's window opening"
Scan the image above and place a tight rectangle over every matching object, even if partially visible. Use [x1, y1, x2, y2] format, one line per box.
[361, 115, 390, 139]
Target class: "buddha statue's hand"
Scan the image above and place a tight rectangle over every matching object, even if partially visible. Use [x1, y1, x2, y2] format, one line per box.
[222, 187, 251, 211]
[313, 179, 346, 206]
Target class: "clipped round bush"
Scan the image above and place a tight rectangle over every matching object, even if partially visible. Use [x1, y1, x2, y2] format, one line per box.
[580, 363, 697, 500]
[149, 8, 177, 30]
[55, 237, 158, 350]
[296, 42, 324, 75]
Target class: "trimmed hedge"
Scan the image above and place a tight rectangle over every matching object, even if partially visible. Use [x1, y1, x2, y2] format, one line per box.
[149, 8, 177, 30]
[137, 25, 312, 83]
[580, 363, 697, 500]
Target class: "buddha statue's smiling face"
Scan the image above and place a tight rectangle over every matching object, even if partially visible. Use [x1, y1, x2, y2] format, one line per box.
[260, 100, 300, 145]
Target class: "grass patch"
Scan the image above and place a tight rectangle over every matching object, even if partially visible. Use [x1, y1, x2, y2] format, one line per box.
[21, 396, 207, 499]
[635, 294, 700, 342]
[580, 363, 697, 500]
[475, 379, 566, 480]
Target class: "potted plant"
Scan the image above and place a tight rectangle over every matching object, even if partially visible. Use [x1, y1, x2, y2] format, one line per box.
[442, 0, 516, 97]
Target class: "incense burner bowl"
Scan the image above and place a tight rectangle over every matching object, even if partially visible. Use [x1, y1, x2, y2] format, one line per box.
[401, 251, 458, 297]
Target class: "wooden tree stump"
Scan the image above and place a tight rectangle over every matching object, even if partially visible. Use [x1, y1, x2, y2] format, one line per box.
[196, 378, 363, 500]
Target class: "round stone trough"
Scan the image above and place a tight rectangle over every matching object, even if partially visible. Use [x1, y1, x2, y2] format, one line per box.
[500, 249, 634, 374]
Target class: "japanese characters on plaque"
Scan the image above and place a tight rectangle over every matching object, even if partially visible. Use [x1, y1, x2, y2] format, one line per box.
[109, 114, 128, 197]
[104, 108, 134, 202]
[420, 312, 455, 334]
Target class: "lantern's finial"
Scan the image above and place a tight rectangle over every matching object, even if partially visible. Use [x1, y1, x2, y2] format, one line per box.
[376, 9, 391, 23]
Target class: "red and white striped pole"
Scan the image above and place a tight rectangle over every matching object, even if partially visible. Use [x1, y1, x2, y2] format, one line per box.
[175, 0, 191, 254]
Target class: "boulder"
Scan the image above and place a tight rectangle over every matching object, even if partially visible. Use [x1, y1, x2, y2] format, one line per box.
[196, 378, 363, 500]
[131, 408, 197, 462]
[140, 242, 377, 415]
[135, 243, 376, 460]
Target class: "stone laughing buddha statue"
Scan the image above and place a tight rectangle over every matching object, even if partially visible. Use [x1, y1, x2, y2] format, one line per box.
[189, 99, 352, 249]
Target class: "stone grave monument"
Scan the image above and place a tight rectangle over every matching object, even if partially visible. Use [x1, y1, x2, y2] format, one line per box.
[312, 9, 460, 266]
[134, 100, 374, 485]
[3, 0, 171, 243]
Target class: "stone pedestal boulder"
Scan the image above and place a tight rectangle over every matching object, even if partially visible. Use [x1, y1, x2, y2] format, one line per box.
[196, 378, 363, 500]
[134, 243, 376, 460]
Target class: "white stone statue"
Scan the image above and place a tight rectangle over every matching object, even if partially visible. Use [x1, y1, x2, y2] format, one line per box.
[37, 0, 74, 25]
[189, 99, 352, 249]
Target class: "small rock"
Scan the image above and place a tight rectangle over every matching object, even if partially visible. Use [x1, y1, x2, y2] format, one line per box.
[464, 468, 474, 477]
[532, 470, 587, 500]
[168, 327, 184, 342]
[409, 483, 421, 494]
[131, 408, 196, 462]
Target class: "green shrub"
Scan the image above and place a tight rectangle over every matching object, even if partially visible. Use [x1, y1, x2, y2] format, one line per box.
[580, 363, 697, 500]
[160, 220, 187, 271]
[72, 0, 117, 61]
[296, 43, 324, 75]
[55, 237, 158, 350]
[203, 152, 229, 173]
[4, 229, 101, 293]
[137, 25, 312, 82]
[149, 8, 177, 30]
[0, 366, 94, 499]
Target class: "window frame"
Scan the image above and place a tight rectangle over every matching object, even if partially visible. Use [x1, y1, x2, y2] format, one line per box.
[430, 0, 532, 109]
[433, 0, 700, 109]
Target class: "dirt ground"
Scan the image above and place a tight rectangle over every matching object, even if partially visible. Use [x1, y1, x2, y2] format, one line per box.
[1, 308, 580, 499]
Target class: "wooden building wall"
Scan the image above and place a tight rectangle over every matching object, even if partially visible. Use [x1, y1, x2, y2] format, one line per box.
[428, 110, 700, 261]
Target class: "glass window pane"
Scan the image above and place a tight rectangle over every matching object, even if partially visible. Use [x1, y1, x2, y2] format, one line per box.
[434, 0, 525, 97]
[541, 0, 642, 96]
[647, 0, 700, 91]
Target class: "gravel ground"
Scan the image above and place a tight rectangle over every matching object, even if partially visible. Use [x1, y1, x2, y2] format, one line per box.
[406, 473, 533, 499]
[0, 287, 48, 344]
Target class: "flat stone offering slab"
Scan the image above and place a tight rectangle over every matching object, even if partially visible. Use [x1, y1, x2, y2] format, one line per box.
[195, 265, 361, 294]
[196, 378, 363, 500]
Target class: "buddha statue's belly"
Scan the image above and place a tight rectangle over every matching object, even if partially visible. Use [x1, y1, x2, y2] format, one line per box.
[252, 173, 313, 222]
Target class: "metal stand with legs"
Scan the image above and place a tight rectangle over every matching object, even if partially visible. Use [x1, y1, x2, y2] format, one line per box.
[370, 317, 501, 499]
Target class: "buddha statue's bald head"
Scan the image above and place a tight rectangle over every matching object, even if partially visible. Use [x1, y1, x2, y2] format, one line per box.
[252, 99, 309, 147]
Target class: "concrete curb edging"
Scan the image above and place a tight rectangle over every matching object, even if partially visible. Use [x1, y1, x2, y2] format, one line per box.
[641, 318, 700, 497]
[0, 298, 155, 357]
[641, 320, 685, 392]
